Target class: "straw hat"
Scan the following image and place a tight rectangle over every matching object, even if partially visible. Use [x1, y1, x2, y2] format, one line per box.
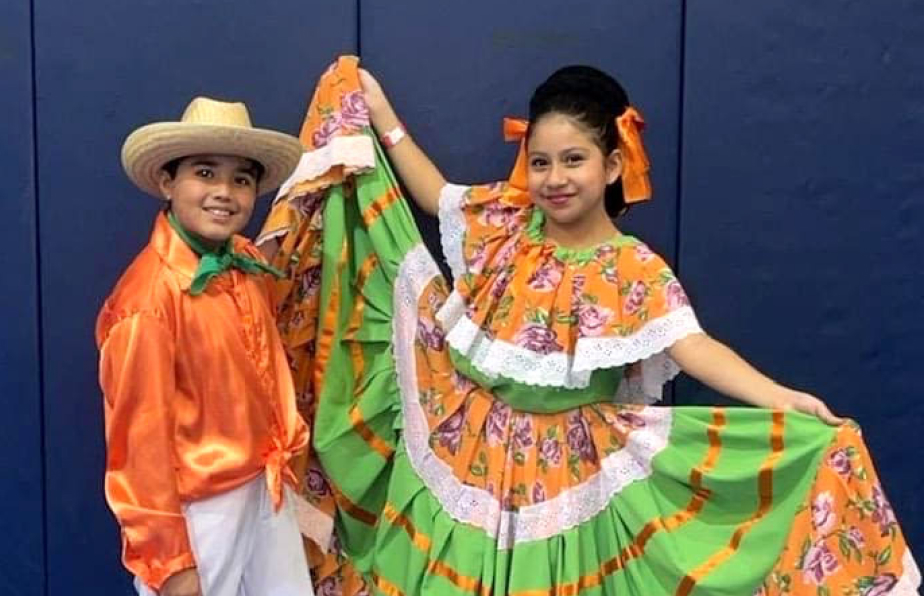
[121, 96, 304, 197]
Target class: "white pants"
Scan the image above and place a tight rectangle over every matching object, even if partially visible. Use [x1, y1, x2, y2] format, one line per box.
[135, 474, 314, 596]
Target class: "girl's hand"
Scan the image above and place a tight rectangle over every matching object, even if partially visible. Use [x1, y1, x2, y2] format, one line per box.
[777, 389, 845, 426]
[358, 68, 391, 122]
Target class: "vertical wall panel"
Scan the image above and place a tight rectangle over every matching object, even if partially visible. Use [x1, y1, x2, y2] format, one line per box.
[0, 0, 45, 593]
[680, 0, 923, 556]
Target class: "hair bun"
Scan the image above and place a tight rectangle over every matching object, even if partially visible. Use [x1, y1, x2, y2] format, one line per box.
[534, 65, 629, 116]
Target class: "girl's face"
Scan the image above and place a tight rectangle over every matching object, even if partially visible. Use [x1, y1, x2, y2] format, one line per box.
[526, 113, 621, 229]
[158, 154, 259, 249]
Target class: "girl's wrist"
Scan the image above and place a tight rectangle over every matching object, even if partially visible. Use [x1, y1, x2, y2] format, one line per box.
[369, 101, 399, 132]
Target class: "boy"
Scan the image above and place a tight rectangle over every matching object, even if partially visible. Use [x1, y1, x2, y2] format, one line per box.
[97, 97, 312, 596]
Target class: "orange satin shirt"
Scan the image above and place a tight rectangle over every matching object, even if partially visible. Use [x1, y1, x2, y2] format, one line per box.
[95, 212, 309, 590]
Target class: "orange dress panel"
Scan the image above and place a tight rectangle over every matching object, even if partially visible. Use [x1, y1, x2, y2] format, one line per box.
[95, 212, 309, 590]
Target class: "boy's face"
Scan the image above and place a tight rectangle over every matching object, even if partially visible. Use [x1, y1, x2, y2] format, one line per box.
[158, 154, 260, 247]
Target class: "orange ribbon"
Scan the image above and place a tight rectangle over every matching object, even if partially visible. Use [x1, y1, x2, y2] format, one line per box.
[615, 107, 651, 204]
[503, 117, 530, 191]
[502, 107, 652, 204]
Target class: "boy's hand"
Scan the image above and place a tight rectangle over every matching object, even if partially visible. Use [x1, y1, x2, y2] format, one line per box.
[161, 568, 201, 596]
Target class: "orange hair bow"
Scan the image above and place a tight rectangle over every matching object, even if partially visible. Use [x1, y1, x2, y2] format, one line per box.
[615, 107, 651, 204]
[503, 117, 530, 191]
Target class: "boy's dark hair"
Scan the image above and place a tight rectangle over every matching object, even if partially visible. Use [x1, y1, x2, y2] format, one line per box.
[161, 156, 266, 183]
[527, 65, 632, 218]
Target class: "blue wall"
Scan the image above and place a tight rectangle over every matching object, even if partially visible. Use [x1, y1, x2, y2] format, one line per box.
[1, 0, 920, 593]
[0, 0, 44, 593]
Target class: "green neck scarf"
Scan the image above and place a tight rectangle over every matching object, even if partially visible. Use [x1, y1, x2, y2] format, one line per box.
[167, 211, 283, 296]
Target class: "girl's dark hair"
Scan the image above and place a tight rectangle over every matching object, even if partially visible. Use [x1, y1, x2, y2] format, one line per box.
[527, 65, 631, 218]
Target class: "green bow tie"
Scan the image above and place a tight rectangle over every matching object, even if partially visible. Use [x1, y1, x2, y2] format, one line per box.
[167, 211, 283, 296]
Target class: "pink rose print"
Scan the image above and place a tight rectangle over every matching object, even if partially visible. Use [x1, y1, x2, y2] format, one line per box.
[340, 89, 370, 128]
[300, 265, 322, 299]
[305, 467, 332, 498]
[296, 191, 324, 218]
[571, 274, 587, 298]
[615, 411, 647, 429]
[532, 482, 547, 504]
[811, 491, 837, 533]
[624, 281, 648, 315]
[566, 411, 597, 463]
[514, 323, 563, 355]
[485, 400, 512, 447]
[312, 112, 343, 148]
[435, 407, 466, 455]
[665, 279, 690, 310]
[538, 436, 562, 467]
[316, 576, 341, 596]
[577, 303, 614, 337]
[527, 259, 564, 292]
[871, 483, 897, 537]
[845, 525, 865, 550]
[467, 243, 489, 274]
[826, 448, 852, 478]
[864, 574, 898, 596]
[512, 415, 535, 451]
[417, 317, 446, 351]
[595, 244, 617, 260]
[634, 243, 656, 263]
[478, 201, 518, 231]
[495, 239, 519, 266]
[802, 541, 840, 585]
[489, 269, 513, 300]
[452, 370, 477, 394]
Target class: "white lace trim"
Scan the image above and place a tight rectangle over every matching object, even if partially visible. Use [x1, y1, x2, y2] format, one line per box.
[436, 294, 700, 392]
[893, 548, 922, 594]
[437, 183, 468, 279]
[394, 245, 672, 548]
[254, 226, 289, 247]
[274, 135, 375, 201]
[613, 351, 683, 405]
[292, 491, 334, 553]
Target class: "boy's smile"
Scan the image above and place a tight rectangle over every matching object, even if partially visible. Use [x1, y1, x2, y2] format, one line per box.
[158, 154, 260, 249]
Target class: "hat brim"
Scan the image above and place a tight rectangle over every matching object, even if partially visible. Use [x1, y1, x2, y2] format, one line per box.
[121, 122, 304, 198]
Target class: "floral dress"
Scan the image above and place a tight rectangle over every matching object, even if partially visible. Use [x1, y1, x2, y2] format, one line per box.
[259, 56, 921, 596]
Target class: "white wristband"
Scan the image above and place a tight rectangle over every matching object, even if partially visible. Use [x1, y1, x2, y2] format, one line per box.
[380, 124, 407, 148]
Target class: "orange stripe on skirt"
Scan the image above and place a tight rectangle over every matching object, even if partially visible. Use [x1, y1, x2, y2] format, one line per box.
[333, 487, 378, 527]
[349, 405, 395, 460]
[512, 408, 728, 596]
[313, 241, 349, 392]
[373, 572, 406, 596]
[675, 411, 785, 596]
[362, 187, 401, 228]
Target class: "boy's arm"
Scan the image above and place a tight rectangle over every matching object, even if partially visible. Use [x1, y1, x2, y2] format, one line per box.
[99, 312, 197, 590]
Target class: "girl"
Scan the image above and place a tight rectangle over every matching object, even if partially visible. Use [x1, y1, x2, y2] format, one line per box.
[259, 57, 919, 596]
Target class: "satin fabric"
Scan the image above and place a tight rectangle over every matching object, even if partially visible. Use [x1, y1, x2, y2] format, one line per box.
[96, 212, 309, 590]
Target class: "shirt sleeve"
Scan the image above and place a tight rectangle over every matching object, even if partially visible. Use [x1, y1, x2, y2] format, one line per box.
[98, 312, 196, 590]
[437, 181, 531, 280]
